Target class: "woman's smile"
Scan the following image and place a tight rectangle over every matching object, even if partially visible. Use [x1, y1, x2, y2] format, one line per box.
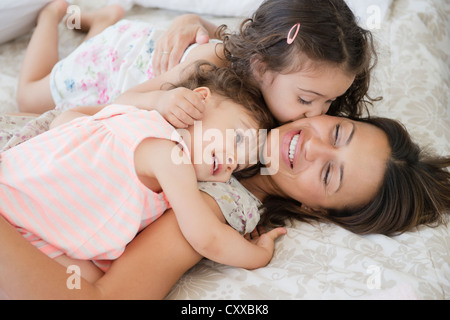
[283, 130, 303, 169]
[264, 115, 391, 210]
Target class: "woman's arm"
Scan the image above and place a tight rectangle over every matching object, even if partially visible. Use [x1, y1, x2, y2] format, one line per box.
[0, 214, 103, 299]
[102, 194, 219, 299]
[0, 205, 207, 299]
[114, 41, 225, 128]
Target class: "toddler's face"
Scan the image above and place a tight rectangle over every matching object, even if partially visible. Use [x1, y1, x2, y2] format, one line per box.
[258, 60, 355, 123]
[179, 92, 261, 183]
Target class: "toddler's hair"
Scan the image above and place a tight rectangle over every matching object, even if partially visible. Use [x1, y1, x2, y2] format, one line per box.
[219, 0, 379, 118]
[165, 61, 276, 178]
[170, 61, 276, 131]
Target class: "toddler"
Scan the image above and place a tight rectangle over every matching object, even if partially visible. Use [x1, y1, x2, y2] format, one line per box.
[1, 63, 283, 271]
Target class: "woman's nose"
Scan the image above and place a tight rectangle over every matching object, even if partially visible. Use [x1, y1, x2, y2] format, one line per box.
[305, 137, 333, 162]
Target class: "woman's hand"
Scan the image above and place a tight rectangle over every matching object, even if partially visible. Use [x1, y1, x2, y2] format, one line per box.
[152, 14, 217, 76]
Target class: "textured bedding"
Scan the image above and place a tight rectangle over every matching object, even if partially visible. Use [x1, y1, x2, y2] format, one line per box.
[0, 0, 448, 299]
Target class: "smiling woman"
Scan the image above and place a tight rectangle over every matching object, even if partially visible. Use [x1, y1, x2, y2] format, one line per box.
[237, 115, 450, 236]
[270, 116, 389, 210]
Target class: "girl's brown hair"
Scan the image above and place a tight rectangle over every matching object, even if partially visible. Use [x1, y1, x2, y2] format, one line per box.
[259, 117, 450, 236]
[219, 0, 380, 118]
[171, 61, 276, 131]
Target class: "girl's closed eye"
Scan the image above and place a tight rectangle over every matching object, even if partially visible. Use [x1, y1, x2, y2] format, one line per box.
[298, 97, 312, 105]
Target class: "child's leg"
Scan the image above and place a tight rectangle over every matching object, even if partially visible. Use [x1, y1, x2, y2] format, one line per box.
[17, 2, 125, 114]
[17, 0, 69, 113]
[77, 4, 125, 42]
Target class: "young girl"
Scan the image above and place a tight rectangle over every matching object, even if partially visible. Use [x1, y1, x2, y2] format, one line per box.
[18, 0, 377, 126]
[1, 62, 285, 271]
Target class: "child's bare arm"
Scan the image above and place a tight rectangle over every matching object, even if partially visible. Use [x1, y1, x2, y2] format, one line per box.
[114, 42, 225, 128]
[135, 138, 286, 269]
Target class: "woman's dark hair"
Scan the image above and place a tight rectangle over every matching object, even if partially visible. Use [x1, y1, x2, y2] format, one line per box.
[218, 0, 380, 118]
[259, 117, 450, 236]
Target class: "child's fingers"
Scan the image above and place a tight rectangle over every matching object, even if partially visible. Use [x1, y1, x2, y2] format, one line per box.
[169, 88, 205, 116]
[166, 108, 197, 128]
[263, 227, 287, 241]
[177, 98, 205, 120]
[184, 91, 206, 114]
[170, 107, 197, 128]
[170, 103, 202, 127]
[249, 228, 260, 239]
[256, 225, 267, 235]
[166, 113, 190, 129]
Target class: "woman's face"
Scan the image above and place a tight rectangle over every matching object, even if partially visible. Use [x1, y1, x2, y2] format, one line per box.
[263, 115, 391, 211]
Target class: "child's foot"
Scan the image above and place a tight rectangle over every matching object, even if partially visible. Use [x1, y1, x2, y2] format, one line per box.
[77, 4, 125, 33]
[38, 0, 70, 24]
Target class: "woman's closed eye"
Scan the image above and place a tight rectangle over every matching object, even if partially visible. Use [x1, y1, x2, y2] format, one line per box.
[323, 124, 342, 187]
[323, 163, 332, 186]
[334, 124, 341, 145]
[323, 121, 356, 191]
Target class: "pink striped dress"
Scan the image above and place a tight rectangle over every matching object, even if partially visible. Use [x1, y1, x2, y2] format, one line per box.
[0, 105, 189, 268]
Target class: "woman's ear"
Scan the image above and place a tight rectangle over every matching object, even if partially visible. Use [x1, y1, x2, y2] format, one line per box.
[193, 87, 211, 101]
[301, 204, 327, 216]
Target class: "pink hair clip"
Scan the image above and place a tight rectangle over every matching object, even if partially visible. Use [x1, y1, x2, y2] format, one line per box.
[287, 23, 301, 44]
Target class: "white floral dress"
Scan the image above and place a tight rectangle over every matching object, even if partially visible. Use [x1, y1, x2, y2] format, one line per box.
[50, 20, 158, 111]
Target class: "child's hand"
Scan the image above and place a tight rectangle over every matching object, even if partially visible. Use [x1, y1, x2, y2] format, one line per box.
[155, 88, 206, 128]
[245, 226, 287, 268]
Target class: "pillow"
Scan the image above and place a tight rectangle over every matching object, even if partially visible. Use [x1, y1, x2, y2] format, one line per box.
[345, 0, 393, 29]
[0, 0, 53, 44]
[111, 0, 393, 27]
[109, 0, 263, 17]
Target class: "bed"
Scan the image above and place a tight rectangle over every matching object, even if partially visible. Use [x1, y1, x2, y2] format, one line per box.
[0, 0, 449, 299]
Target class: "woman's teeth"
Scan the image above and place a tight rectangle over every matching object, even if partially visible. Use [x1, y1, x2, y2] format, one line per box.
[289, 134, 300, 165]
